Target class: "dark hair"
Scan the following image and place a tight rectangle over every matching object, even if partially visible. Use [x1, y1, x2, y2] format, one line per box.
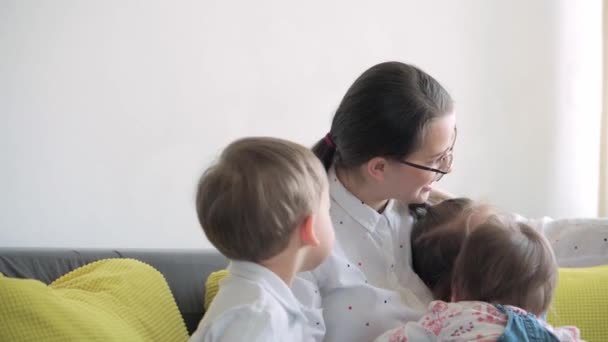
[411, 198, 475, 301]
[452, 217, 558, 316]
[196, 137, 327, 262]
[312, 61, 453, 171]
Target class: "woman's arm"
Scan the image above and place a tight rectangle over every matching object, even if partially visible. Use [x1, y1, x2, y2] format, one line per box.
[525, 217, 608, 267]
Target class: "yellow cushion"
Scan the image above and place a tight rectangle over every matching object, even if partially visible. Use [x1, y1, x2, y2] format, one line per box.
[0, 258, 189, 342]
[548, 265, 608, 342]
[204, 269, 230, 311]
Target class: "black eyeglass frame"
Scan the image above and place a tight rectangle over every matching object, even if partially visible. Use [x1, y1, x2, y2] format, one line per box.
[395, 128, 457, 182]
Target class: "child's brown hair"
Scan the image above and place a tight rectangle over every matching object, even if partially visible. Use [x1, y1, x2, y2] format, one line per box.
[451, 216, 558, 316]
[411, 198, 487, 301]
[196, 137, 327, 262]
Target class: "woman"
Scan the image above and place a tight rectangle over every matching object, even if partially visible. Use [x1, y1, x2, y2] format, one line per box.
[294, 61, 456, 341]
[294, 61, 608, 341]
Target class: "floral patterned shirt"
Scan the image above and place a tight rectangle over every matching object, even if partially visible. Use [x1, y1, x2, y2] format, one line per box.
[375, 300, 582, 342]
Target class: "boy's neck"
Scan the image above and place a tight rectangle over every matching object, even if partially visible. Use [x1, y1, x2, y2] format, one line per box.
[259, 247, 302, 287]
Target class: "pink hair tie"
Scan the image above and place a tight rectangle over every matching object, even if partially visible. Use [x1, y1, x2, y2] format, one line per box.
[324, 133, 336, 149]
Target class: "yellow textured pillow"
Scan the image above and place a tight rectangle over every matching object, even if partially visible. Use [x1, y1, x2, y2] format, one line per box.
[204, 269, 230, 311]
[0, 259, 189, 342]
[548, 265, 608, 342]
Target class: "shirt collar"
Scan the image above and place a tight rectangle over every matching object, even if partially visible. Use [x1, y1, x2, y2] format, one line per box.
[328, 166, 399, 232]
[227, 260, 306, 319]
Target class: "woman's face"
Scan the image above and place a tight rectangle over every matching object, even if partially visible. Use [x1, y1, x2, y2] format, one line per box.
[384, 112, 457, 204]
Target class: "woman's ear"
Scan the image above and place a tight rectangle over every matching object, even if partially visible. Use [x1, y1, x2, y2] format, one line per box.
[365, 157, 388, 182]
[299, 215, 320, 247]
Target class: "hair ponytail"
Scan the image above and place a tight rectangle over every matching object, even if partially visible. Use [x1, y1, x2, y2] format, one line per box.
[312, 133, 336, 171]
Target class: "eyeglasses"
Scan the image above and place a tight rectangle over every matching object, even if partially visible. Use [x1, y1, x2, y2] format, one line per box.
[398, 128, 457, 182]
[398, 154, 453, 182]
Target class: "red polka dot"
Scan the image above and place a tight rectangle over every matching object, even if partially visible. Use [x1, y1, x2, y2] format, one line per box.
[348, 306, 352, 310]
[358, 262, 362, 266]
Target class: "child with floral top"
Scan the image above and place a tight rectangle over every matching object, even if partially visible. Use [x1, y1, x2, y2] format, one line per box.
[375, 198, 582, 341]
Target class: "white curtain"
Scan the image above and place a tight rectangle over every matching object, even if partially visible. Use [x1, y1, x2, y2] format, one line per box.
[600, 0, 608, 216]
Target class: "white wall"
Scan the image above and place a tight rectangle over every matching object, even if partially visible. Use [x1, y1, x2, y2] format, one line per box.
[0, 0, 602, 248]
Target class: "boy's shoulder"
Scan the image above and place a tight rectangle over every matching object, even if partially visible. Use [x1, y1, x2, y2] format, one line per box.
[190, 303, 277, 342]
[190, 262, 307, 342]
[205, 266, 290, 319]
[191, 280, 294, 342]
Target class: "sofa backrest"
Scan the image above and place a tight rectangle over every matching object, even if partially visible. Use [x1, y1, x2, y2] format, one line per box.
[0, 248, 228, 335]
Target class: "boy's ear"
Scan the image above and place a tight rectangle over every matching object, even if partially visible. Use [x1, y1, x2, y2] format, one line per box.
[299, 215, 320, 247]
[366, 157, 388, 182]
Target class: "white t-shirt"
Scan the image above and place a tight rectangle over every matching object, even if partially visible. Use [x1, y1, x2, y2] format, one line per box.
[294, 167, 608, 342]
[191, 261, 317, 342]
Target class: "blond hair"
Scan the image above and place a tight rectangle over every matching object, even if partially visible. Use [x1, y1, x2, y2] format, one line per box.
[196, 137, 327, 262]
[451, 216, 558, 315]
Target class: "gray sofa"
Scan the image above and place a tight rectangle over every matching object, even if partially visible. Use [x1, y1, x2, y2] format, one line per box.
[0, 248, 229, 335]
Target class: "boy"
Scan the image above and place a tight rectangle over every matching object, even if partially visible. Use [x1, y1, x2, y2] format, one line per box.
[190, 137, 335, 342]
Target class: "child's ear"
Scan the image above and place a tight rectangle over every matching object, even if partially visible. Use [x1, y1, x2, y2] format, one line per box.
[299, 215, 320, 247]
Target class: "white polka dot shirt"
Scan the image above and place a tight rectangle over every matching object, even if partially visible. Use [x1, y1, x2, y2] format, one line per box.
[294, 168, 434, 342]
